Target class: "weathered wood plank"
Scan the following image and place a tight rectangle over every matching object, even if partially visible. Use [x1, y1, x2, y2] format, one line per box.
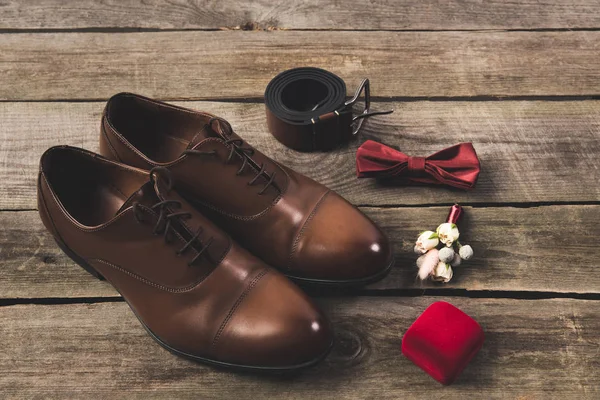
[1, 100, 599, 210]
[1, 31, 600, 101]
[2, 205, 599, 299]
[369, 205, 600, 293]
[2, 0, 600, 31]
[1, 298, 598, 398]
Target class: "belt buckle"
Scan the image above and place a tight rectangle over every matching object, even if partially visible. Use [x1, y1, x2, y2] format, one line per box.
[344, 78, 371, 136]
[344, 78, 393, 136]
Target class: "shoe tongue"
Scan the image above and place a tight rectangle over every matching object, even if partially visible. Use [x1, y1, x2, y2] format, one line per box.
[115, 181, 160, 215]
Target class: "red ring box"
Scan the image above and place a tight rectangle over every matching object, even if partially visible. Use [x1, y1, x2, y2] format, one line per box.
[401, 301, 485, 385]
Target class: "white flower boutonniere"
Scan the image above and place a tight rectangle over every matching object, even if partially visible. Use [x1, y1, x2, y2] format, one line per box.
[414, 204, 474, 283]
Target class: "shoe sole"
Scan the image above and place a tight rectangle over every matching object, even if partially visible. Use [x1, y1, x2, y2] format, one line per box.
[54, 238, 334, 373]
[285, 257, 395, 288]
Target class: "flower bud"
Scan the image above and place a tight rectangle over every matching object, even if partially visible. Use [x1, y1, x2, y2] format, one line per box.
[432, 261, 453, 283]
[450, 253, 462, 267]
[415, 231, 439, 254]
[459, 245, 474, 260]
[438, 247, 455, 263]
[436, 223, 460, 247]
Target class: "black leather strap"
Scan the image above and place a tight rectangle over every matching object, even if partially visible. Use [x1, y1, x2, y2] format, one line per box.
[264, 67, 391, 152]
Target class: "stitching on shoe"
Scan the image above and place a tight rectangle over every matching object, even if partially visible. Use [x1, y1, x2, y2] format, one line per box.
[287, 190, 330, 270]
[180, 138, 289, 221]
[90, 258, 213, 293]
[182, 138, 291, 200]
[104, 99, 292, 220]
[104, 95, 213, 166]
[38, 173, 63, 242]
[186, 192, 282, 222]
[105, 131, 288, 221]
[43, 146, 149, 174]
[41, 172, 155, 233]
[104, 116, 154, 166]
[42, 172, 190, 259]
[211, 268, 269, 349]
[101, 118, 124, 162]
[120, 93, 215, 117]
[40, 172, 137, 232]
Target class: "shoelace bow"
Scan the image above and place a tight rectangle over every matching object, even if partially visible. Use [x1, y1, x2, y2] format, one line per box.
[132, 167, 214, 267]
[183, 117, 279, 195]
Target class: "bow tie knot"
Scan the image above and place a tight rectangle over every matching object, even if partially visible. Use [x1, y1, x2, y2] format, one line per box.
[407, 156, 427, 173]
[356, 140, 480, 190]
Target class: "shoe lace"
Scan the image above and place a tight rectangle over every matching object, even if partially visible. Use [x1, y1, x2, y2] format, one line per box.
[131, 167, 214, 267]
[183, 117, 279, 195]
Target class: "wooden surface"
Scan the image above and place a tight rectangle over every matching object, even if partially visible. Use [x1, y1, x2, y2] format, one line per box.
[1, 298, 599, 399]
[2, 0, 600, 31]
[2, 100, 599, 209]
[2, 31, 600, 100]
[2, 206, 599, 299]
[1, 1, 599, 399]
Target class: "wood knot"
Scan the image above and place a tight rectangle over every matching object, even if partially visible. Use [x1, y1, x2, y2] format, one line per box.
[42, 255, 56, 264]
[240, 21, 260, 31]
[329, 328, 364, 363]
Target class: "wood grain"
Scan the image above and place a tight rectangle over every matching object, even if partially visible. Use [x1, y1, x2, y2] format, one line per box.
[2, 3, 599, 398]
[1, 297, 598, 399]
[3, 205, 598, 299]
[2, 0, 600, 31]
[1, 31, 600, 101]
[1, 100, 599, 210]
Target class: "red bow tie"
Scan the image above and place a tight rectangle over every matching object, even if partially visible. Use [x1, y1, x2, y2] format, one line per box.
[356, 140, 481, 190]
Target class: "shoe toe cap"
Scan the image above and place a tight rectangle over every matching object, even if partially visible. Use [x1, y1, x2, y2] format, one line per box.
[212, 270, 333, 369]
[290, 192, 393, 283]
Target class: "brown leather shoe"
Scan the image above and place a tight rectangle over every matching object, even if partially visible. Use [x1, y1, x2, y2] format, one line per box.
[38, 146, 332, 371]
[99, 93, 394, 286]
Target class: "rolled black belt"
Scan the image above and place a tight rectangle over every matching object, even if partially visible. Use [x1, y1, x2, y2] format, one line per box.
[264, 67, 392, 152]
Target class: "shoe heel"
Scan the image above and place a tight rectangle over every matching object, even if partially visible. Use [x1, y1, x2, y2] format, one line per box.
[54, 238, 105, 280]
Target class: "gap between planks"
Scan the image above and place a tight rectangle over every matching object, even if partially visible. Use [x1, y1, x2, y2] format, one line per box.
[1, 289, 600, 308]
[3, 95, 600, 104]
[2, 27, 600, 35]
[5, 200, 600, 214]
